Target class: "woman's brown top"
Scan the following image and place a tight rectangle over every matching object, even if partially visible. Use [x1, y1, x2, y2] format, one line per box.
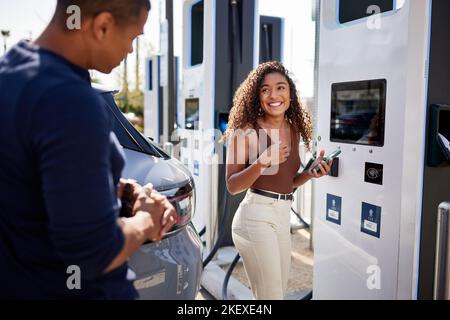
[250, 123, 301, 194]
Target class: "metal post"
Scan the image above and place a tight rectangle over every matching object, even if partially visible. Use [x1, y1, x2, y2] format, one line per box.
[123, 57, 129, 111]
[135, 38, 140, 91]
[207, 154, 219, 256]
[163, 142, 174, 158]
[166, 0, 176, 142]
[434, 202, 450, 300]
[310, 0, 321, 251]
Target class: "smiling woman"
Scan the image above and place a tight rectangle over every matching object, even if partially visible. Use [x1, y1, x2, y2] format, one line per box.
[223, 61, 333, 300]
[223, 61, 312, 150]
[259, 73, 292, 117]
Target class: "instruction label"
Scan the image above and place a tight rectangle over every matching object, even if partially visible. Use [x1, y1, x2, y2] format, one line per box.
[194, 160, 199, 176]
[326, 194, 342, 225]
[361, 202, 382, 238]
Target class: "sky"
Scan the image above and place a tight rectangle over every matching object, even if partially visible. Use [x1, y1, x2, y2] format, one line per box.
[0, 0, 316, 97]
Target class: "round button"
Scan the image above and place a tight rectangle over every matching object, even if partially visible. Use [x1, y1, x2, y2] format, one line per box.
[367, 168, 379, 179]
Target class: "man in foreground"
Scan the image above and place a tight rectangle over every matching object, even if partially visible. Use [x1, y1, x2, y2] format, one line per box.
[0, 0, 175, 299]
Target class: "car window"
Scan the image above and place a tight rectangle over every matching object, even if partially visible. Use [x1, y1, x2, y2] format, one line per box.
[141, 133, 169, 158]
[110, 113, 143, 152]
[99, 91, 166, 157]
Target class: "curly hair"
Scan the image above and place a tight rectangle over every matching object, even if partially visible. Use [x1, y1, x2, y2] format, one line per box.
[223, 61, 313, 150]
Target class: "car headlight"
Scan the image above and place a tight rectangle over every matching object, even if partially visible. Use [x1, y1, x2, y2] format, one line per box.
[167, 180, 195, 228]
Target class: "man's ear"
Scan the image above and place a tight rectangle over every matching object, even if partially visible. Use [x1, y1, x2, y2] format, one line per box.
[91, 12, 115, 40]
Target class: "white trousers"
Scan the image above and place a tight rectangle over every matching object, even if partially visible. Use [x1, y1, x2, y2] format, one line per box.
[232, 190, 292, 300]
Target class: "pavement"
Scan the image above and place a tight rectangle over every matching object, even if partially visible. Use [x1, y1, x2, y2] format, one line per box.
[196, 227, 313, 300]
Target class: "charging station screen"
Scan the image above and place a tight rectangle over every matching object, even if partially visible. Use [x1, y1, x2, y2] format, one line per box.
[330, 79, 386, 147]
[338, 0, 394, 24]
[185, 98, 199, 130]
[439, 109, 450, 142]
[190, 1, 204, 66]
[218, 113, 229, 134]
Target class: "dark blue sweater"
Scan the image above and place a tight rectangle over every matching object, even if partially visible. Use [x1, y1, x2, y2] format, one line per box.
[0, 41, 136, 299]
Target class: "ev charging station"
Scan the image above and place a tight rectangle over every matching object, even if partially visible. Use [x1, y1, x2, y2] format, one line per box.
[313, 0, 450, 299]
[177, 0, 286, 253]
[144, 55, 180, 144]
[144, 56, 163, 143]
[177, 0, 260, 249]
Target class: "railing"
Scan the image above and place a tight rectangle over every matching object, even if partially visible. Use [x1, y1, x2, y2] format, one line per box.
[207, 154, 219, 255]
[296, 142, 314, 224]
[293, 142, 314, 248]
[434, 202, 450, 300]
[163, 142, 174, 157]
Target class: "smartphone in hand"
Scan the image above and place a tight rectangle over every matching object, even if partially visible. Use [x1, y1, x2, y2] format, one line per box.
[311, 149, 341, 174]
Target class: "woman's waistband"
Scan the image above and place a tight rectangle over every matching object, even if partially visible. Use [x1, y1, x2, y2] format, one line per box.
[249, 188, 293, 201]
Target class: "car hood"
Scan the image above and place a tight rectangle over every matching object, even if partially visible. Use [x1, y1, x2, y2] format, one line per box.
[121, 148, 193, 192]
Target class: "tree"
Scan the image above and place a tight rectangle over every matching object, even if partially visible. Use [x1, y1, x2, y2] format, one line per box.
[115, 38, 145, 133]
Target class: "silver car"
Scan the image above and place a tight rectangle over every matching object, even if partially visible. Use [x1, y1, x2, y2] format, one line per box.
[96, 86, 203, 300]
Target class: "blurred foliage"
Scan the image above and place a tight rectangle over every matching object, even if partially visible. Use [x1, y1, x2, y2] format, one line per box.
[91, 77, 101, 84]
[115, 89, 145, 133]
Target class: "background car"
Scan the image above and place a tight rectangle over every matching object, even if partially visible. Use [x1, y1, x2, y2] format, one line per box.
[95, 85, 203, 300]
[331, 110, 377, 142]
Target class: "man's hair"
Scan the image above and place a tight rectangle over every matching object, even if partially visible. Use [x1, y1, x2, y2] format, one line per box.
[55, 0, 151, 25]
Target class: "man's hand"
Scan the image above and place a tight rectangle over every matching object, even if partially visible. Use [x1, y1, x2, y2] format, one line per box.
[117, 179, 142, 217]
[117, 179, 141, 200]
[106, 184, 175, 273]
[133, 184, 177, 241]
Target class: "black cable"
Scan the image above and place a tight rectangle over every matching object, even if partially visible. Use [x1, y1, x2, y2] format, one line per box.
[199, 226, 206, 237]
[289, 184, 312, 301]
[262, 23, 270, 62]
[222, 251, 313, 300]
[301, 290, 313, 300]
[230, 0, 242, 97]
[202, 190, 228, 269]
[222, 253, 241, 300]
[290, 207, 310, 229]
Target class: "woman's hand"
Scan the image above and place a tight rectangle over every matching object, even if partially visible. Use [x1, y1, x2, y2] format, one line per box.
[258, 142, 290, 167]
[307, 150, 333, 178]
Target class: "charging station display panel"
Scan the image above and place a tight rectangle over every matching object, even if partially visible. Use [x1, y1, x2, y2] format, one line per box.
[330, 79, 386, 146]
[338, 0, 395, 24]
[190, 1, 204, 66]
[437, 107, 450, 159]
[218, 113, 229, 134]
[439, 109, 450, 145]
[185, 98, 199, 130]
